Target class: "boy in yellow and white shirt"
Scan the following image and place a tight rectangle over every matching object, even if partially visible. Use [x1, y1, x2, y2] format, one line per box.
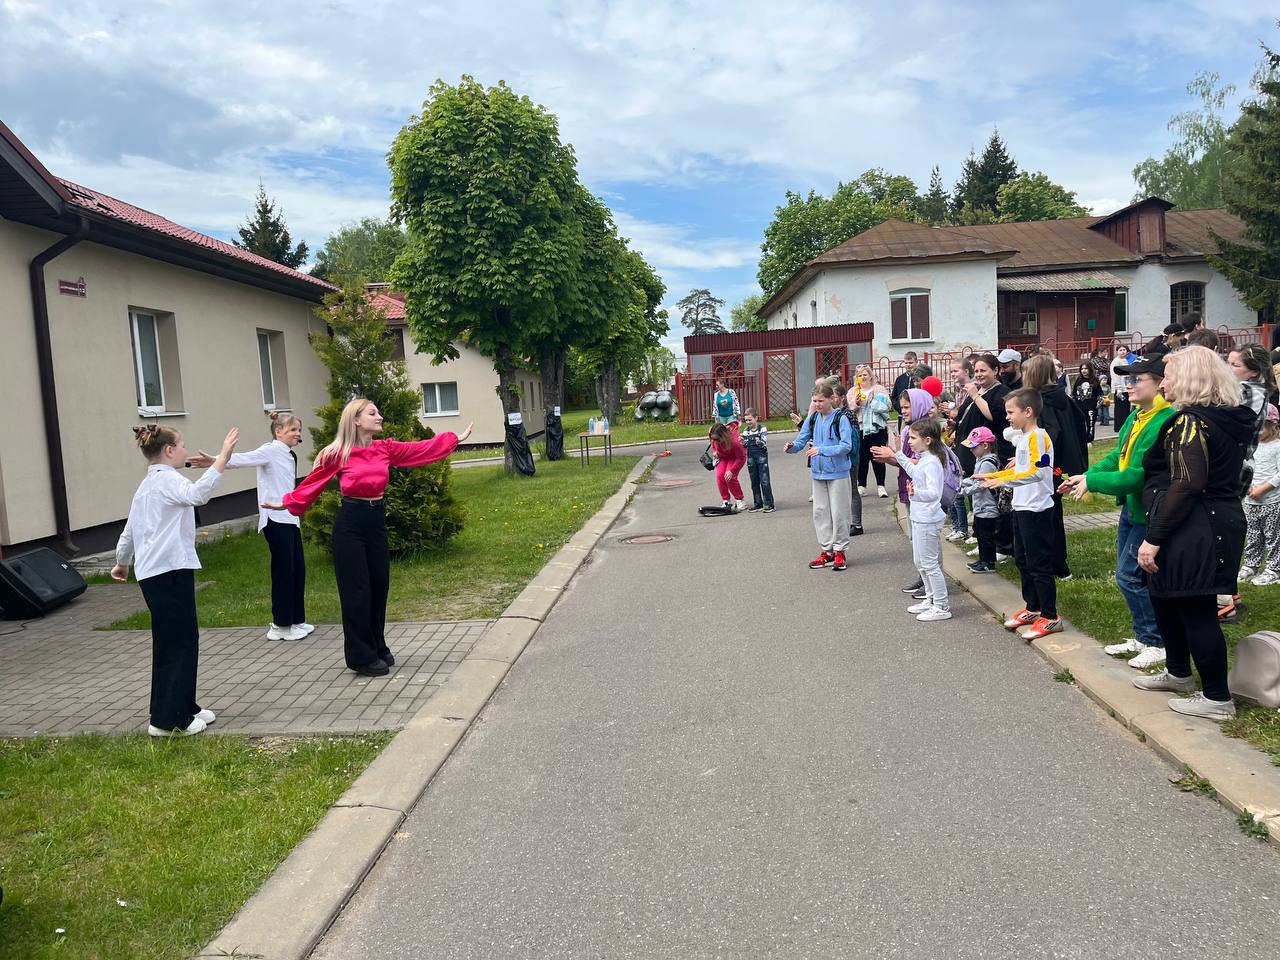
[981, 387, 1061, 640]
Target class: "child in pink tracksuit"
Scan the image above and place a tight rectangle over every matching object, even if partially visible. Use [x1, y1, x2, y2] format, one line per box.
[709, 422, 747, 512]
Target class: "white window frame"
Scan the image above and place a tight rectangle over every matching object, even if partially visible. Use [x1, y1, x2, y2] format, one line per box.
[422, 381, 460, 417]
[257, 331, 276, 410]
[888, 289, 933, 344]
[130, 310, 165, 414]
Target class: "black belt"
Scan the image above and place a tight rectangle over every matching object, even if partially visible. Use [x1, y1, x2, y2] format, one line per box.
[341, 496, 385, 507]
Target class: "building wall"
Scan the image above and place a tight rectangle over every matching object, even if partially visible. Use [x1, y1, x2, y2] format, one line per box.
[0, 218, 328, 546]
[398, 334, 545, 446]
[1115, 262, 1255, 339]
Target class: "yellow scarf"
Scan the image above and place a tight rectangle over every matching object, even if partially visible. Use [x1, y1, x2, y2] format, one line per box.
[1118, 394, 1170, 471]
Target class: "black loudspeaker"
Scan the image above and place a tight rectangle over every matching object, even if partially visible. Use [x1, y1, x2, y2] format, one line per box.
[0, 547, 87, 619]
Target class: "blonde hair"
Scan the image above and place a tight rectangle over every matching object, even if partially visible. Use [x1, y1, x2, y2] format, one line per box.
[133, 424, 180, 461]
[1021, 354, 1055, 390]
[1163, 345, 1241, 408]
[316, 398, 373, 468]
[269, 411, 302, 438]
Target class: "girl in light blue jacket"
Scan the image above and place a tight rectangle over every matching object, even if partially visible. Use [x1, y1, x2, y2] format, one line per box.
[786, 384, 855, 570]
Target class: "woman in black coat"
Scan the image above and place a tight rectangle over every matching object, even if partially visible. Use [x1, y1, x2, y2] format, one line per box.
[1023, 355, 1088, 579]
[1071, 362, 1101, 443]
[1135, 346, 1255, 721]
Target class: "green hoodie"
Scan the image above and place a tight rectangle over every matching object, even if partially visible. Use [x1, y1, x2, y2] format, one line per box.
[1084, 401, 1176, 523]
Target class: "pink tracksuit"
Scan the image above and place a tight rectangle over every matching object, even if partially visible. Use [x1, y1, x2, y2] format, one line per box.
[712, 429, 747, 502]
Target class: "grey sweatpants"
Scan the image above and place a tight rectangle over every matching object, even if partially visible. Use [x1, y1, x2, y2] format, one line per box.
[911, 518, 949, 610]
[813, 476, 852, 552]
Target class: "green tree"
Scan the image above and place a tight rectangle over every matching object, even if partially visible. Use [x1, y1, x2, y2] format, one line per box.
[1210, 43, 1280, 317]
[730, 293, 766, 332]
[853, 168, 919, 216]
[388, 77, 586, 472]
[629, 345, 677, 389]
[311, 217, 408, 284]
[997, 172, 1091, 222]
[678, 287, 726, 335]
[585, 245, 668, 422]
[304, 279, 464, 556]
[234, 181, 308, 268]
[1133, 72, 1240, 209]
[952, 133, 1017, 220]
[918, 166, 950, 226]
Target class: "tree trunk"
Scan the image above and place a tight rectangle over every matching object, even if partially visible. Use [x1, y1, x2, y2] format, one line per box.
[539, 347, 566, 461]
[593, 375, 606, 415]
[599, 360, 623, 424]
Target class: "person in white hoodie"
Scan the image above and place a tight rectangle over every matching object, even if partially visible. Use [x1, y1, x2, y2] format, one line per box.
[889, 416, 952, 621]
[1240, 404, 1280, 586]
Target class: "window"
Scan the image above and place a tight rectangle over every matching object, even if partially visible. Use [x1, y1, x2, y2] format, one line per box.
[384, 326, 406, 361]
[256, 330, 290, 411]
[422, 381, 459, 416]
[1170, 282, 1205, 324]
[129, 310, 183, 414]
[1114, 291, 1128, 333]
[889, 290, 931, 341]
[815, 345, 847, 379]
[810, 300, 818, 326]
[712, 353, 744, 378]
[257, 332, 276, 409]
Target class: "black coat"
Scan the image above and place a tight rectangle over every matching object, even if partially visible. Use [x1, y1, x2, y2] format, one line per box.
[1142, 404, 1255, 597]
[957, 383, 1012, 463]
[1037, 385, 1089, 477]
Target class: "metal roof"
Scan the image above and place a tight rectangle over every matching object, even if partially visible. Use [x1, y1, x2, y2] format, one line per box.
[996, 270, 1131, 292]
[685, 322, 874, 356]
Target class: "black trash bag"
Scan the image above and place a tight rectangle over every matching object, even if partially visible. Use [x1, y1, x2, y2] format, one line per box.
[504, 419, 536, 476]
[544, 412, 564, 461]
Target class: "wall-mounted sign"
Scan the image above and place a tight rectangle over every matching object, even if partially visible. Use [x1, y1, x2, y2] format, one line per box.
[57, 277, 87, 298]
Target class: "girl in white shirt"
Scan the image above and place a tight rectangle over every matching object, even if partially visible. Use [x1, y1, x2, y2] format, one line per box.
[223, 413, 311, 640]
[894, 417, 951, 621]
[112, 423, 238, 736]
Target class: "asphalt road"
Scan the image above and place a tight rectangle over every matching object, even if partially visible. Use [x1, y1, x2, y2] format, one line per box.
[314, 443, 1280, 960]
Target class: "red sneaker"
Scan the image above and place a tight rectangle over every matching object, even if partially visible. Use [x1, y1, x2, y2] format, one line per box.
[832, 551, 847, 571]
[1019, 617, 1063, 641]
[809, 551, 833, 569]
[1003, 609, 1038, 631]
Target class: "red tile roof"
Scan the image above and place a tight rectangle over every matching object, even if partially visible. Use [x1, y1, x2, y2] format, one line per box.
[368, 291, 406, 321]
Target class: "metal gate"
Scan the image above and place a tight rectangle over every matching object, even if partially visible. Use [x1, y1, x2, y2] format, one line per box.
[765, 351, 795, 419]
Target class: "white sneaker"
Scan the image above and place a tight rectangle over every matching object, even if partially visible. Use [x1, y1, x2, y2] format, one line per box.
[1104, 638, 1145, 656]
[1252, 570, 1280, 586]
[734, 500, 746, 513]
[1132, 670, 1196, 693]
[858, 485, 866, 496]
[946, 529, 966, 542]
[996, 553, 1012, 563]
[907, 599, 933, 614]
[1169, 692, 1237, 721]
[1128, 646, 1167, 669]
[967, 546, 980, 558]
[877, 486, 889, 498]
[964, 536, 977, 545]
[1239, 565, 1258, 583]
[194, 708, 216, 725]
[148, 717, 207, 737]
[917, 606, 953, 622]
[267, 623, 305, 640]
[293, 622, 315, 636]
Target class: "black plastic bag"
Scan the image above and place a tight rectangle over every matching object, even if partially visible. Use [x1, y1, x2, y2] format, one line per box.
[505, 419, 536, 476]
[544, 413, 564, 461]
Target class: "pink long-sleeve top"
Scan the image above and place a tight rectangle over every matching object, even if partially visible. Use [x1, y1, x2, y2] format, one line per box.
[283, 435, 458, 515]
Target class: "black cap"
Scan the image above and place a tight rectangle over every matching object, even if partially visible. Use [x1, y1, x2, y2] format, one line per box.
[1114, 357, 1165, 378]
[1162, 323, 1183, 335]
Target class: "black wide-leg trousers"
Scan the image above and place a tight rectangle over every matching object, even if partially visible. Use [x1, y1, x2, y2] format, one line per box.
[263, 519, 306, 627]
[332, 500, 392, 668]
[139, 568, 201, 731]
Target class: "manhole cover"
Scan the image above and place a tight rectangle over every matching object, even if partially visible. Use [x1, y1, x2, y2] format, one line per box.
[652, 479, 693, 488]
[623, 533, 675, 545]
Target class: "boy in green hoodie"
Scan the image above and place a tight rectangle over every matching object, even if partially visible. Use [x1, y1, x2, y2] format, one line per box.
[1059, 357, 1174, 668]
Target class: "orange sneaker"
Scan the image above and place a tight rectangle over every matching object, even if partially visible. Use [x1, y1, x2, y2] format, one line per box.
[1003, 609, 1038, 631]
[1020, 617, 1063, 641]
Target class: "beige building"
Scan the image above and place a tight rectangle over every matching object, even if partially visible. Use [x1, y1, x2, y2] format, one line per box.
[368, 285, 546, 447]
[0, 120, 333, 554]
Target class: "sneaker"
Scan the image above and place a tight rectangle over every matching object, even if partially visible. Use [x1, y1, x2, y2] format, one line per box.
[858, 485, 867, 496]
[832, 551, 848, 571]
[966, 546, 980, 558]
[762, 506, 775, 513]
[1252, 570, 1280, 586]
[1218, 597, 1243, 623]
[911, 588, 928, 600]
[747, 504, 763, 512]
[907, 599, 934, 614]
[352, 659, 390, 678]
[267, 623, 304, 641]
[1058, 573, 1074, 581]
[1003, 609, 1038, 631]
[1128, 646, 1168, 669]
[996, 553, 1012, 563]
[917, 606, 953, 622]
[849, 525, 864, 536]
[809, 551, 833, 569]
[148, 717, 208, 737]
[877, 486, 889, 498]
[966, 561, 995, 573]
[901, 579, 924, 593]
[964, 536, 978, 545]
[194, 708, 216, 725]
[294, 622, 315, 636]
[1239, 565, 1258, 583]
[1104, 638, 1145, 656]
[722, 500, 731, 509]
[1169, 692, 1237, 721]
[946, 529, 966, 542]
[734, 500, 746, 513]
[1019, 617, 1063, 641]
[1132, 670, 1196, 693]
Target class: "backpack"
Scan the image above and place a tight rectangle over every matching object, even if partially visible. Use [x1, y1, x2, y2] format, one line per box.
[939, 445, 962, 512]
[1228, 631, 1280, 708]
[807, 410, 842, 441]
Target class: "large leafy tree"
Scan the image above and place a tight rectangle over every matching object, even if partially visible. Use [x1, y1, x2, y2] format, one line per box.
[997, 172, 1090, 222]
[234, 182, 308, 268]
[730, 293, 766, 332]
[387, 77, 585, 466]
[629, 345, 677, 390]
[311, 216, 408, 284]
[1210, 44, 1280, 317]
[918, 166, 950, 226]
[678, 288, 726, 335]
[1133, 72, 1240, 209]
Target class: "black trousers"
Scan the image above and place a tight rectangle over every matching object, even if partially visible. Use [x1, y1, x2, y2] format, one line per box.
[1151, 594, 1230, 701]
[974, 515, 1000, 564]
[1052, 493, 1071, 578]
[1113, 394, 1131, 433]
[332, 499, 392, 668]
[139, 569, 201, 730]
[859, 428, 887, 487]
[263, 520, 306, 627]
[1013, 508, 1057, 618]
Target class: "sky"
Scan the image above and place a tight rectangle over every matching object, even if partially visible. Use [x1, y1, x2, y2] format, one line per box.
[2, 0, 1277, 358]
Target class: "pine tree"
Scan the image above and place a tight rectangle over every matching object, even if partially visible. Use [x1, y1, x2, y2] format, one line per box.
[1209, 44, 1280, 317]
[233, 182, 309, 268]
[950, 149, 983, 219]
[918, 166, 950, 225]
[678, 288, 726, 335]
[975, 129, 1019, 217]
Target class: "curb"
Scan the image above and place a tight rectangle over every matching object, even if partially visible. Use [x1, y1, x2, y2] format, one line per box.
[453, 428, 801, 467]
[197, 455, 657, 960]
[892, 503, 1280, 847]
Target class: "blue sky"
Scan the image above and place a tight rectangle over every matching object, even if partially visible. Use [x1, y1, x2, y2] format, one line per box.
[2, 0, 1277, 357]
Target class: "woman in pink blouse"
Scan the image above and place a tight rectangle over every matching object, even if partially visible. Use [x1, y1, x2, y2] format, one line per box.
[266, 398, 472, 676]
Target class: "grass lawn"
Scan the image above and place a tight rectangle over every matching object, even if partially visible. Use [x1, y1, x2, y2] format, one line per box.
[988, 524, 1280, 763]
[98, 456, 640, 629]
[0, 732, 391, 960]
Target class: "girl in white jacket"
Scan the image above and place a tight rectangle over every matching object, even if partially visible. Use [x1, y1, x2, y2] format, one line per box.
[894, 417, 951, 621]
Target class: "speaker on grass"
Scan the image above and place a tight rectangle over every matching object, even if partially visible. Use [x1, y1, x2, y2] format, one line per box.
[0, 547, 87, 619]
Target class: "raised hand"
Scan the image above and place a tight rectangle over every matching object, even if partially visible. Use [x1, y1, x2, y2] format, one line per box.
[458, 422, 474, 443]
[220, 428, 239, 457]
[186, 451, 216, 469]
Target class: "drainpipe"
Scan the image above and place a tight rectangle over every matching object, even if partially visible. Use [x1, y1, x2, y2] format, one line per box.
[29, 217, 88, 555]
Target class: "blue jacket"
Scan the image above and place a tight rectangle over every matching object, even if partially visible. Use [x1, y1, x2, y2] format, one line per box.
[786, 410, 853, 480]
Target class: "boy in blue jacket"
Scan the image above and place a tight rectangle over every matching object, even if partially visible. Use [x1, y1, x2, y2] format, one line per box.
[786, 383, 854, 570]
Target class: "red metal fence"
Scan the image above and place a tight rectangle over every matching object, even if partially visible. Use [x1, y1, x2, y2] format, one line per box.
[677, 370, 764, 424]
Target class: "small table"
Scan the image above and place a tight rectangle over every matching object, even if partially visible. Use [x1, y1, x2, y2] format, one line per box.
[578, 431, 613, 465]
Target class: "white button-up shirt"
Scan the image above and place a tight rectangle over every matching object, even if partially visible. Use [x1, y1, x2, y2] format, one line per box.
[115, 464, 223, 580]
[227, 439, 300, 530]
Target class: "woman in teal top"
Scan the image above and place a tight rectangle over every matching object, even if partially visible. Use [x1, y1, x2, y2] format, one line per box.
[712, 378, 740, 426]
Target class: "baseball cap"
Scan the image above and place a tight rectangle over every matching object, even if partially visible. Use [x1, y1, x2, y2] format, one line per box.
[1269, 404, 1279, 423]
[1113, 357, 1166, 379]
[962, 426, 996, 448]
[996, 348, 1022, 364]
